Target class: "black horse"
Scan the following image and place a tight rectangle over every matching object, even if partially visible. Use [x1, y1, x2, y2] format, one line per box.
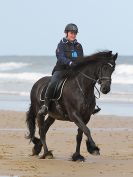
[26, 51, 118, 161]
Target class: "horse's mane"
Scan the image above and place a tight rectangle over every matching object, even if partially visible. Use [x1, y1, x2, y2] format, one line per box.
[74, 50, 113, 67]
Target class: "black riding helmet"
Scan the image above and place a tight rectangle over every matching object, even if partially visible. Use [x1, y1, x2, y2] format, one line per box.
[64, 23, 78, 33]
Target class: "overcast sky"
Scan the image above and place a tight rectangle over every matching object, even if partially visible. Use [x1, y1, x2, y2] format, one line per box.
[0, 0, 133, 55]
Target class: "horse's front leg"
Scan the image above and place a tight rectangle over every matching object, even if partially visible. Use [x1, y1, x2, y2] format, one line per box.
[72, 112, 100, 156]
[72, 128, 84, 161]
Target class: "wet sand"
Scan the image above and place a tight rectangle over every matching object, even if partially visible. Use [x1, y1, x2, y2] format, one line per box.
[0, 110, 133, 177]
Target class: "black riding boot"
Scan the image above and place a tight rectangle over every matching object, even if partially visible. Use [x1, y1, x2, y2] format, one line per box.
[38, 98, 51, 115]
[93, 106, 101, 115]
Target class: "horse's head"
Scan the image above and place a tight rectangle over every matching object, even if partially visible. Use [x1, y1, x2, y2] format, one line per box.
[72, 50, 118, 94]
[97, 52, 118, 94]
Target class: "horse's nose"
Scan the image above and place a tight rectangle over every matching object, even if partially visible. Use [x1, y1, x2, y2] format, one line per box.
[103, 87, 107, 92]
[101, 86, 110, 94]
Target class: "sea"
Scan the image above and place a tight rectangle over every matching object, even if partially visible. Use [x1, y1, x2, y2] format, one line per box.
[0, 55, 133, 117]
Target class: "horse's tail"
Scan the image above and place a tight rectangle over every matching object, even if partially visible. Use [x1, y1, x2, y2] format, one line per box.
[26, 76, 50, 143]
[26, 103, 36, 142]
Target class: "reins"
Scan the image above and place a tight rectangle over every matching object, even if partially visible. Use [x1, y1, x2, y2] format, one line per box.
[76, 71, 101, 99]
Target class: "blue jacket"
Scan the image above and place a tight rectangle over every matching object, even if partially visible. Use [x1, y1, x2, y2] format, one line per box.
[53, 38, 84, 72]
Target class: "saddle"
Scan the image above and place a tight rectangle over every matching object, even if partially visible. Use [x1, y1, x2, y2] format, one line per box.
[40, 77, 68, 102]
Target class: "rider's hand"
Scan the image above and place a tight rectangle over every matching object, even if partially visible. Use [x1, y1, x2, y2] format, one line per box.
[69, 61, 76, 68]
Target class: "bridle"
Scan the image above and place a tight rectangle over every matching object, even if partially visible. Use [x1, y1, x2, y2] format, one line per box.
[79, 62, 114, 84]
[76, 62, 115, 99]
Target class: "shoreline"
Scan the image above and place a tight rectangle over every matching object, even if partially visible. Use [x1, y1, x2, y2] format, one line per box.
[1, 97, 133, 116]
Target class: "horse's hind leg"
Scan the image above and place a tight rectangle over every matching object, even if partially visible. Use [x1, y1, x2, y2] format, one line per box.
[31, 137, 42, 156]
[37, 114, 55, 159]
[72, 128, 84, 161]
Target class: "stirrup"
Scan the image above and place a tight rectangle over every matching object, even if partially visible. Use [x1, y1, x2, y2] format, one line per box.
[38, 105, 48, 116]
[92, 106, 101, 115]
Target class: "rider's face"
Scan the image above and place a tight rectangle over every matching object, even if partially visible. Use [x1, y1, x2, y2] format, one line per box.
[66, 31, 77, 41]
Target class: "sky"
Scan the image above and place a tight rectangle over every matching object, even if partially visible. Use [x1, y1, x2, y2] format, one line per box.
[0, 0, 133, 56]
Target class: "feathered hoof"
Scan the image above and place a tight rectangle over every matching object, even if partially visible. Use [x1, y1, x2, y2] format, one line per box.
[86, 140, 100, 156]
[31, 143, 42, 156]
[91, 149, 100, 156]
[39, 150, 54, 159]
[72, 152, 85, 162]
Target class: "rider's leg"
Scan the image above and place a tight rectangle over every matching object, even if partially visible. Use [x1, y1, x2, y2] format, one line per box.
[38, 70, 64, 115]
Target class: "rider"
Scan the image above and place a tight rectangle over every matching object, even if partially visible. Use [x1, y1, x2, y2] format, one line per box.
[39, 23, 101, 115]
[39, 23, 83, 115]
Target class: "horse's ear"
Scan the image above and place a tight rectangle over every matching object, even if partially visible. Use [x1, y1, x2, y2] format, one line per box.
[107, 51, 112, 57]
[109, 51, 112, 55]
[113, 53, 118, 61]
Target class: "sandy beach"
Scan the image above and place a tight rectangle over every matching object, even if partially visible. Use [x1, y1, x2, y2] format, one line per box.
[0, 110, 133, 177]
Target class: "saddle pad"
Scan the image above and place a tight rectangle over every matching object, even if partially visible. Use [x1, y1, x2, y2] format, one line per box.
[40, 78, 68, 102]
